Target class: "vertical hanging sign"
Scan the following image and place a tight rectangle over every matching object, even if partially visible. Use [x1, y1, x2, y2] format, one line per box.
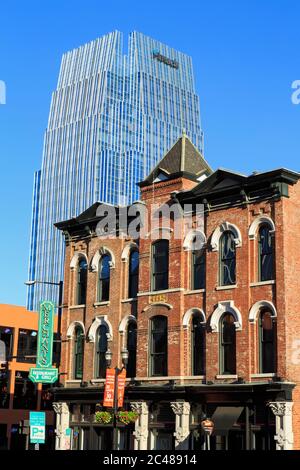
[29, 301, 58, 384]
[117, 368, 126, 408]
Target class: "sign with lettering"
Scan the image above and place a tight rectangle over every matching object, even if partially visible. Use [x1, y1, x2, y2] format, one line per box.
[149, 294, 167, 304]
[152, 50, 179, 69]
[30, 412, 46, 444]
[29, 300, 57, 384]
[103, 368, 115, 407]
[117, 369, 126, 408]
[37, 301, 55, 368]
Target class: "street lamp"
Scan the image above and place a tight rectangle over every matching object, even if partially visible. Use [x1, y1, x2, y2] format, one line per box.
[25, 279, 63, 367]
[201, 418, 214, 450]
[105, 348, 128, 450]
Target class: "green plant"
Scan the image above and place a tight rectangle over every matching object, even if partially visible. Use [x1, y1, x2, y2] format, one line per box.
[116, 411, 139, 425]
[94, 411, 113, 424]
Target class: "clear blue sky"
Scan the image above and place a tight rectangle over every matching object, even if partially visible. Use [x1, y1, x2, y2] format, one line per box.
[0, 0, 299, 307]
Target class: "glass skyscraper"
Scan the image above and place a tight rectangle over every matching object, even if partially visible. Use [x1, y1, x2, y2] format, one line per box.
[27, 30, 204, 310]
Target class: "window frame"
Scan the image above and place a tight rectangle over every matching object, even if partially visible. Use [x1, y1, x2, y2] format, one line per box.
[258, 225, 274, 282]
[191, 315, 205, 376]
[258, 310, 276, 374]
[128, 250, 139, 299]
[191, 248, 205, 290]
[149, 316, 168, 377]
[97, 254, 111, 302]
[127, 321, 137, 378]
[94, 324, 108, 379]
[219, 231, 236, 286]
[73, 326, 84, 380]
[219, 313, 236, 375]
[151, 240, 169, 292]
[76, 257, 87, 305]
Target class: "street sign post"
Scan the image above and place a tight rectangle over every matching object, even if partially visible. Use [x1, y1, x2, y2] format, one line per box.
[30, 411, 46, 446]
[29, 300, 58, 384]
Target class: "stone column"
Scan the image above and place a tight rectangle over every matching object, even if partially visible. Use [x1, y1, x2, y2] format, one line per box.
[269, 401, 294, 450]
[130, 401, 149, 450]
[171, 401, 191, 450]
[53, 402, 70, 450]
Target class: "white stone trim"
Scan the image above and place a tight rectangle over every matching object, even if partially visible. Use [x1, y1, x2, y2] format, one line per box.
[142, 302, 173, 312]
[119, 314, 137, 334]
[210, 301, 242, 332]
[121, 242, 139, 262]
[249, 300, 277, 323]
[211, 222, 242, 252]
[182, 308, 206, 328]
[183, 230, 206, 251]
[250, 280, 275, 287]
[138, 288, 184, 296]
[90, 246, 115, 272]
[87, 315, 113, 342]
[70, 251, 88, 270]
[249, 216, 275, 240]
[66, 320, 85, 339]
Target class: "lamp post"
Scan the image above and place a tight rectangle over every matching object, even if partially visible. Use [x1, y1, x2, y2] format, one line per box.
[201, 418, 214, 450]
[25, 280, 63, 367]
[105, 348, 128, 451]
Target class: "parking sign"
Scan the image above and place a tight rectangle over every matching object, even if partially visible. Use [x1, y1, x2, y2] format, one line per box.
[29, 412, 46, 444]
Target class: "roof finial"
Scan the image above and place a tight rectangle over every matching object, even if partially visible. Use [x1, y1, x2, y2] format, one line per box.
[182, 127, 186, 137]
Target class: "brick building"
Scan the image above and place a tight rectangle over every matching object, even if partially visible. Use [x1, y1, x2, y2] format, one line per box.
[52, 134, 300, 450]
[0, 304, 57, 449]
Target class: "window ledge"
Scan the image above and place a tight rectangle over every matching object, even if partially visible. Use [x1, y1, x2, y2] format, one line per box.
[215, 285, 237, 291]
[69, 304, 85, 309]
[90, 378, 106, 384]
[250, 280, 275, 287]
[184, 289, 205, 295]
[93, 301, 110, 307]
[65, 380, 81, 384]
[216, 374, 238, 379]
[121, 298, 138, 303]
[137, 288, 184, 296]
[251, 373, 276, 378]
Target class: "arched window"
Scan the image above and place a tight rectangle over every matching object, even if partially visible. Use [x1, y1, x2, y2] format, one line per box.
[191, 315, 205, 375]
[73, 326, 84, 380]
[220, 313, 236, 375]
[76, 258, 87, 305]
[150, 316, 168, 377]
[258, 225, 274, 281]
[152, 240, 169, 292]
[97, 254, 111, 302]
[259, 310, 276, 373]
[191, 248, 205, 290]
[219, 231, 236, 286]
[128, 251, 139, 298]
[127, 321, 137, 378]
[95, 325, 108, 379]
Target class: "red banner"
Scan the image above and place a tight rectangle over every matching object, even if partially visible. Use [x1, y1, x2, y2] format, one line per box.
[103, 368, 115, 407]
[117, 369, 127, 408]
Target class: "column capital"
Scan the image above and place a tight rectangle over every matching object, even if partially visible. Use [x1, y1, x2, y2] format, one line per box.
[130, 401, 149, 415]
[53, 402, 69, 415]
[269, 401, 293, 417]
[171, 401, 191, 416]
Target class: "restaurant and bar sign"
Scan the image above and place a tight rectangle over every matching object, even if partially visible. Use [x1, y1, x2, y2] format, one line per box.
[29, 300, 58, 384]
[152, 50, 179, 69]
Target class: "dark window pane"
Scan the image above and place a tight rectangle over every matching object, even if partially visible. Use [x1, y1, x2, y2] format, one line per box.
[220, 231, 236, 286]
[152, 240, 169, 291]
[127, 322, 137, 378]
[192, 249, 205, 290]
[17, 329, 37, 363]
[95, 325, 107, 379]
[129, 251, 139, 298]
[0, 370, 10, 409]
[259, 310, 276, 373]
[13, 371, 37, 409]
[74, 327, 84, 380]
[192, 316, 205, 375]
[220, 314, 236, 374]
[150, 316, 167, 376]
[258, 226, 274, 281]
[77, 258, 87, 305]
[98, 255, 111, 301]
[0, 327, 14, 361]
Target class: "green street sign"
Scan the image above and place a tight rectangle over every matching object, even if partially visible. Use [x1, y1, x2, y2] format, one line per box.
[29, 367, 58, 384]
[37, 300, 55, 368]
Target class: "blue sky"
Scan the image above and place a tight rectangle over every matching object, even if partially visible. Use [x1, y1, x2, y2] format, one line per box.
[0, 0, 299, 306]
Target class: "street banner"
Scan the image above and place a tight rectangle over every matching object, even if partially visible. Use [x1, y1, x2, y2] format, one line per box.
[30, 411, 46, 444]
[117, 368, 127, 408]
[103, 368, 115, 407]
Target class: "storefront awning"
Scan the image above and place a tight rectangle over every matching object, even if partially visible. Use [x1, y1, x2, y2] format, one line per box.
[211, 406, 243, 435]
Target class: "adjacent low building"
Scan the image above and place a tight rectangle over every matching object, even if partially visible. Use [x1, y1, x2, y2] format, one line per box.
[52, 134, 300, 450]
[0, 304, 57, 449]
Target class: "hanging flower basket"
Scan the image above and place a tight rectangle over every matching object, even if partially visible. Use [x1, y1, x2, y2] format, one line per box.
[95, 411, 113, 424]
[116, 411, 139, 425]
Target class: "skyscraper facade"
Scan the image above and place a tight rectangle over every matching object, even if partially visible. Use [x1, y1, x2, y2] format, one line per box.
[27, 30, 204, 311]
